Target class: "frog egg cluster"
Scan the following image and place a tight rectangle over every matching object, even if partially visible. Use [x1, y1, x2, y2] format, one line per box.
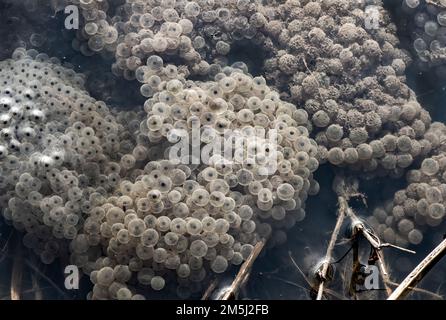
[69, 0, 119, 57]
[86, 164, 258, 299]
[367, 122, 446, 248]
[0, 1, 128, 105]
[140, 64, 320, 243]
[255, 0, 431, 176]
[0, 48, 125, 263]
[399, 0, 446, 78]
[83, 64, 320, 299]
[135, 57, 188, 98]
[3, 0, 441, 300]
[71, 0, 268, 79]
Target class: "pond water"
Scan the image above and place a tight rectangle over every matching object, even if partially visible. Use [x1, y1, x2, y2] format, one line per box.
[0, 0, 446, 299]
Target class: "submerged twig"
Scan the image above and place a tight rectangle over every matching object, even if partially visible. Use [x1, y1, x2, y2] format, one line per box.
[201, 278, 218, 300]
[349, 236, 360, 299]
[387, 280, 443, 300]
[220, 238, 266, 300]
[373, 250, 392, 297]
[426, 0, 446, 9]
[346, 201, 393, 297]
[332, 176, 415, 298]
[0, 230, 13, 264]
[267, 274, 309, 291]
[353, 220, 415, 254]
[30, 254, 43, 300]
[288, 251, 311, 287]
[1, 230, 13, 252]
[31, 274, 43, 300]
[350, 216, 415, 297]
[349, 218, 392, 296]
[388, 238, 446, 300]
[287, 252, 346, 300]
[315, 196, 346, 300]
[10, 236, 23, 300]
[24, 259, 67, 298]
[378, 243, 416, 254]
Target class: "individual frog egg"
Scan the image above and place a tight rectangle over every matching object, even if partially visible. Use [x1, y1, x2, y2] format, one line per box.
[176, 264, 191, 278]
[97, 267, 115, 286]
[164, 232, 179, 246]
[210, 255, 228, 273]
[141, 228, 160, 247]
[128, 218, 146, 237]
[186, 218, 203, 235]
[190, 239, 208, 258]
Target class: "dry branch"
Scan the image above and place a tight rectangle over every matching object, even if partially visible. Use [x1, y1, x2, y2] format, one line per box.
[288, 252, 346, 300]
[348, 212, 393, 297]
[220, 238, 266, 300]
[349, 237, 360, 299]
[373, 250, 392, 297]
[341, 195, 418, 297]
[387, 280, 443, 300]
[388, 238, 446, 300]
[315, 196, 347, 300]
[330, 177, 415, 299]
[288, 251, 316, 290]
[201, 278, 219, 300]
[25, 259, 67, 298]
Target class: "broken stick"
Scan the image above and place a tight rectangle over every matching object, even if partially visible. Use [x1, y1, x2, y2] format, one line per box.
[347, 206, 393, 297]
[316, 196, 347, 300]
[201, 278, 219, 300]
[220, 238, 266, 300]
[388, 238, 446, 300]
